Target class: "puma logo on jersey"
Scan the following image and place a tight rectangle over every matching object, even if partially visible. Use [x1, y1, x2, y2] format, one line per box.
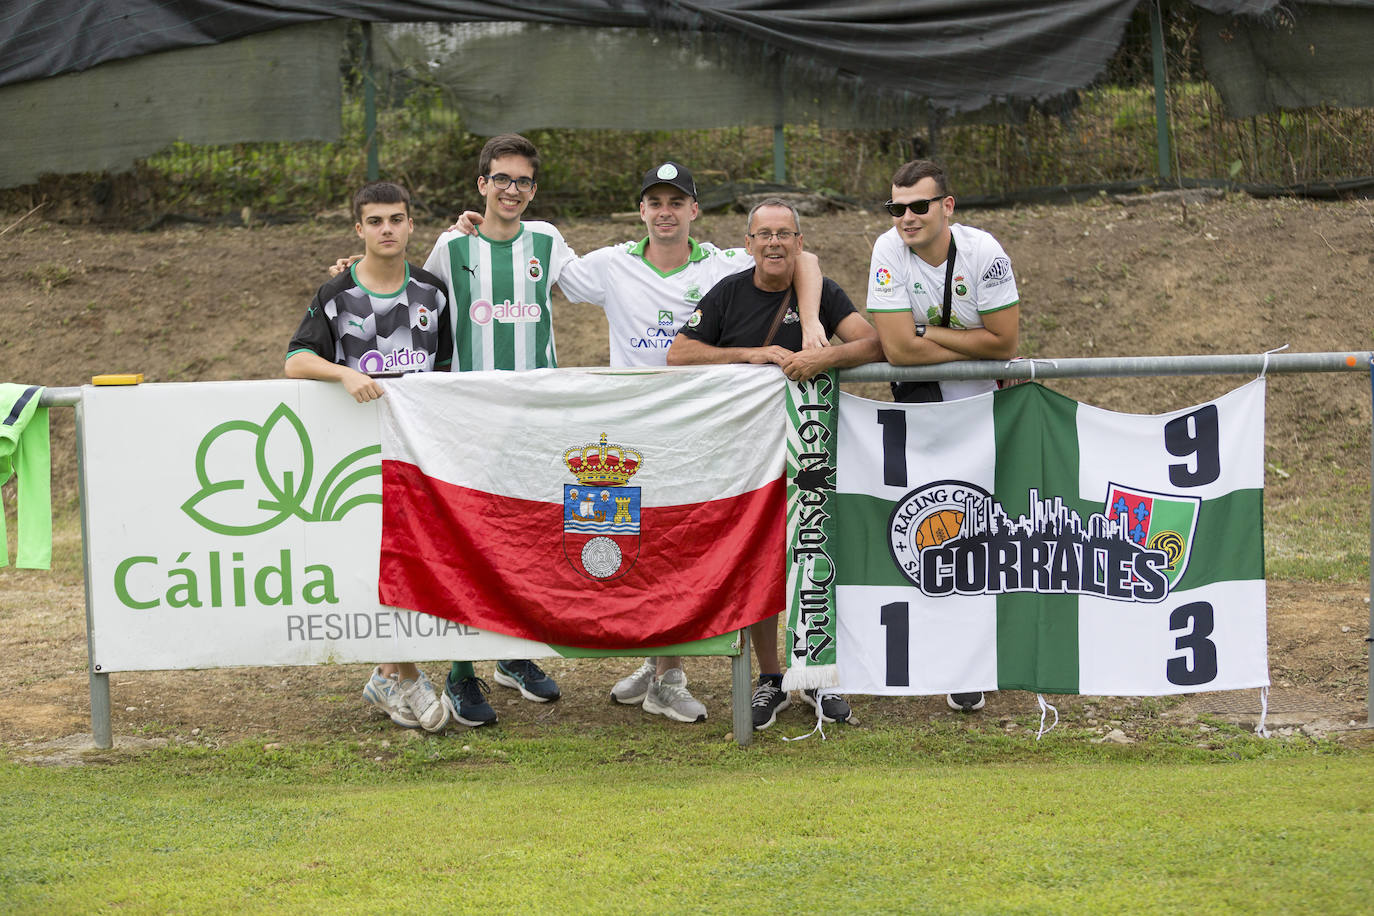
[347, 319, 365, 330]
[461, 265, 478, 276]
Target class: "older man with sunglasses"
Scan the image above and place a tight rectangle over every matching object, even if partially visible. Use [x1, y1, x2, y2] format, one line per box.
[866, 158, 1021, 713]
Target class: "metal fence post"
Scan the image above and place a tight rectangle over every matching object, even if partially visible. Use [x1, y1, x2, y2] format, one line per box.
[1150, 0, 1173, 181]
[732, 627, 753, 745]
[74, 395, 112, 749]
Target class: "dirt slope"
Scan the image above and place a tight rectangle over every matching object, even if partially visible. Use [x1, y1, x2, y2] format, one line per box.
[1, 194, 1371, 747]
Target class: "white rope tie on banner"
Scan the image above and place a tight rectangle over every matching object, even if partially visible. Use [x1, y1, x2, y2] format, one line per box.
[1258, 344, 1290, 379]
[1005, 357, 1059, 381]
[781, 703, 827, 743]
[1255, 685, 1270, 737]
[1035, 694, 1059, 740]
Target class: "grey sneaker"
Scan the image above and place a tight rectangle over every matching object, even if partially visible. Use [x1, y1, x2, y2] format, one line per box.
[611, 658, 656, 705]
[642, 668, 707, 723]
[362, 666, 419, 729]
[398, 671, 449, 733]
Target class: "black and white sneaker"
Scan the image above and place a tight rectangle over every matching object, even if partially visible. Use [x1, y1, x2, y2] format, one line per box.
[751, 677, 791, 730]
[801, 688, 852, 724]
[947, 691, 986, 712]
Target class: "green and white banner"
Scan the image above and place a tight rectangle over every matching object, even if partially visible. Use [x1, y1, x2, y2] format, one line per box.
[788, 380, 1268, 697]
[782, 371, 840, 691]
[82, 380, 736, 672]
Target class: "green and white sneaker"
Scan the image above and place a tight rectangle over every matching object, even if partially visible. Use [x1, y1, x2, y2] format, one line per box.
[642, 668, 707, 723]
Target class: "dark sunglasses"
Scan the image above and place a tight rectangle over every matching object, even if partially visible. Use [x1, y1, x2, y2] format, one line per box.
[884, 196, 948, 217]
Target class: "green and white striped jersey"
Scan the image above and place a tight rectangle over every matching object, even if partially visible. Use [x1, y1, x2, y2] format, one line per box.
[424, 221, 576, 372]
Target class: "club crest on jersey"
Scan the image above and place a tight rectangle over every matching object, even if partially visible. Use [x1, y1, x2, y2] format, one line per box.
[887, 479, 1196, 602]
[953, 276, 969, 297]
[527, 257, 543, 281]
[562, 433, 643, 581]
[415, 305, 431, 331]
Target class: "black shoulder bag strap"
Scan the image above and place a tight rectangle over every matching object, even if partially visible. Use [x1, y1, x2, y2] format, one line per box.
[938, 231, 958, 328]
[760, 285, 794, 347]
[892, 232, 957, 404]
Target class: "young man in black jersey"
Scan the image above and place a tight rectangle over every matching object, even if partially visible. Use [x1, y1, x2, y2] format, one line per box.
[286, 181, 453, 732]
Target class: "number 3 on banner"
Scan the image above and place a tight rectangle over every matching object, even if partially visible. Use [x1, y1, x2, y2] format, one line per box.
[1166, 601, 1219, 686]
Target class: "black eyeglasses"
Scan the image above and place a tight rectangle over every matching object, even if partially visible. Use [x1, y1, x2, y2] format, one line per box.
[884, 196, 948, 217]
[484, 173, 536, 192]
[747, 229, 798, 242]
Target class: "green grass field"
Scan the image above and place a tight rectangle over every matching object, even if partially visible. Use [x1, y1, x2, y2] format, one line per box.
[3, 727, 1372, 913]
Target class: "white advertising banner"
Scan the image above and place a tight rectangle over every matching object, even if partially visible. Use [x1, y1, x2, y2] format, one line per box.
[82, 380, 560, 672]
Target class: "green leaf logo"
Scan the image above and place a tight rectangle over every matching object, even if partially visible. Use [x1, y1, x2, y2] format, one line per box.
[181, 403, 380, 535]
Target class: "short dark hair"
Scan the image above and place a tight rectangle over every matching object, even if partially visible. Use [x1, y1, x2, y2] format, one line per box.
[891, 159, 951, 197]
[746, 197, 802, 235]
[352, 181, 410, 223]
[478, 133, 540, 181]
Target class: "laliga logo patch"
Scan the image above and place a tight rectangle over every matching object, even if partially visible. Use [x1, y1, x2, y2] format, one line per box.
[526, 257, 543, 282]
[874, 266, 894, 287]
[562, 433, 644, 581]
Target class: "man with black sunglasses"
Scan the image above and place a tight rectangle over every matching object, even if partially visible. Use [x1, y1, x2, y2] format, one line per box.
[866, 158, 1021, 713]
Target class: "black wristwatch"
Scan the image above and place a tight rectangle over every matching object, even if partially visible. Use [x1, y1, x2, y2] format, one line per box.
[915, 324, 926, 338]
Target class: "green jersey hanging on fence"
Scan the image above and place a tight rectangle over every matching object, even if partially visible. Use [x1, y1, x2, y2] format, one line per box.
[424, 222, 576, 372]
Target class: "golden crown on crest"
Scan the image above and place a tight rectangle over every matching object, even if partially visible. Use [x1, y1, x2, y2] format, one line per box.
[563, 433, 643, 486]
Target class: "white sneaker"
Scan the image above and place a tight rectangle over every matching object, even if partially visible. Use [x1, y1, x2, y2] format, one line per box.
[611, 658, 656, 705]
[399, 671, 450, 733]
[642, 668, 707, 723]
[362, 666, 419, 729]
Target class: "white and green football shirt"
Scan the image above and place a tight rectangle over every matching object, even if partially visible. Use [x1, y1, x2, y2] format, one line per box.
[424, 221, 576, 372]
[867, 222, 1019, 401]
[555, 237, 750, 368]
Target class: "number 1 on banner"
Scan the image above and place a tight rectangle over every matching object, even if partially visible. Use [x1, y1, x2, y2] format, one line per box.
[879, 601, 910, 687]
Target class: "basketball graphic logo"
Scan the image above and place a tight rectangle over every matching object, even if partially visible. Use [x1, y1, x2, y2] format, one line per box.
[915, 508, 965, 550]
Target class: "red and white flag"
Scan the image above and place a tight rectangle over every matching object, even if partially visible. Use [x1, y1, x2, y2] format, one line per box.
[378, 366, 787, 647]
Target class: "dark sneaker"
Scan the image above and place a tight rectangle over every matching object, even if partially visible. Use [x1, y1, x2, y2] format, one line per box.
[800, 688, 852, 724]
[494, 659, 561, 702]
[947, 691, 986, 712]
[751, 678, 791, 731]
[444, 674, 497, 728]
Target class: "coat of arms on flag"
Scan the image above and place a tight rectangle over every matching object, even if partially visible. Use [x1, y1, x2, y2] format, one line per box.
[563, 433, 642, 581]
[1104, 483, 1200, 587]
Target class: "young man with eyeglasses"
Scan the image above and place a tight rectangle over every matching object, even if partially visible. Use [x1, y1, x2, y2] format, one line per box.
[667, 197, 882, 730]
[446, 162, 827, 725]
[866, 158, 1020, 713]
[417, 133, 575, 726]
